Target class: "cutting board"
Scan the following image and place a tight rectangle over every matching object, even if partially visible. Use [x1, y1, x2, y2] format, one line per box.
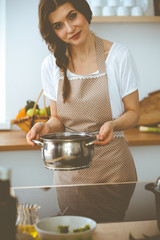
[137, 90, 160, 126]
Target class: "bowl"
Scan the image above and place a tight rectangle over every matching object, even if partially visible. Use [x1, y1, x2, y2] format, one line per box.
[35, 216, 97, 240]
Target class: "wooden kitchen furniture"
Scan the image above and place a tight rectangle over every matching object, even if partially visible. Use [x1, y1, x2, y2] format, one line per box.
[0, 127, 160, 151]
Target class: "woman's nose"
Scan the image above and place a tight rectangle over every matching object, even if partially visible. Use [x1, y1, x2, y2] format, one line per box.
[65, 22, 74, 33]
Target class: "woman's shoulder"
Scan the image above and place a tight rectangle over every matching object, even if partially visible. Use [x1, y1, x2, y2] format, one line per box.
[102, 39, 114, 58]
[105, 40, 132, 62]
[41, 53, 60, 84]
[41, 53, 56, 71]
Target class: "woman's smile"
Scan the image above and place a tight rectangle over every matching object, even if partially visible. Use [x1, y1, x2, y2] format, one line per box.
[70, 31, 81, 40]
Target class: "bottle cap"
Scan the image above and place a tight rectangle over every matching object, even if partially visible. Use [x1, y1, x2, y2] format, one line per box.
[0, 166, 11, 180]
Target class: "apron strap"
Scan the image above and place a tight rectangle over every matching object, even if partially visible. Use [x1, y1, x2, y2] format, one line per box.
[95, 36, 107, 74]
[59, 35, 106, 76]
[60, 68, 63, 78]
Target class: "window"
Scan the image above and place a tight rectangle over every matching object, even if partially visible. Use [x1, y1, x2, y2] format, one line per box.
[0, 0, 10, 129]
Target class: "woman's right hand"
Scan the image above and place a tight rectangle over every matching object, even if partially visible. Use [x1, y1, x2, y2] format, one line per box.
[26, 122, 50, 146]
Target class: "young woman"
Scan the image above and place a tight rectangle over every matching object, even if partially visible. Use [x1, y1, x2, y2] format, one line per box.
[26, 0, 140, 185]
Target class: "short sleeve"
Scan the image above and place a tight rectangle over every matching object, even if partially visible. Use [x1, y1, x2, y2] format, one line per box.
[119, 48, 140, 99]
[41, 54, 58, 101]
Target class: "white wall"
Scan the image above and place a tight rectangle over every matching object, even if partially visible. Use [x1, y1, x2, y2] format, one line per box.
[4, 0, 160, 123]
[5, 0, 49, 122]
[0, 0, 6, 123]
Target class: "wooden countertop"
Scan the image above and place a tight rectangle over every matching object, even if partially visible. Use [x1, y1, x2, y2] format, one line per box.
[93, 220, 160, 240]
[0, 128, 160, 151]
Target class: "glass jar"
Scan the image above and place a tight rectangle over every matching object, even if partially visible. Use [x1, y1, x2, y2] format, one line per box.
[16, 204, 40, 239]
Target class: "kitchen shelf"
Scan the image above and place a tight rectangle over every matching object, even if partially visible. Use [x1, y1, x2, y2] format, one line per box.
[92, 16, 160, 23]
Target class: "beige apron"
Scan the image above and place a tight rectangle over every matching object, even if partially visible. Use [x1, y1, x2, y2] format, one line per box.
[54, 36, 137, 222]
[55, 36, 137, 185]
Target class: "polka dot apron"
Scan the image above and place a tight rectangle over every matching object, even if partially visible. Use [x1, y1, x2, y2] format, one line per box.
[55, 35, 137, 185]
[54, 36, 137, 221]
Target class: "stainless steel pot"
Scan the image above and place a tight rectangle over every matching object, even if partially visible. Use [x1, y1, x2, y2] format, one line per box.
[32, 132, 97, 171]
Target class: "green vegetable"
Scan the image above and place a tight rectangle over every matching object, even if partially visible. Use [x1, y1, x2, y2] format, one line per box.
[73, 224, 91, 233]
[57, 224, 91, 234]
[58, 225, 69, 233]
[139, 126, 160, 133]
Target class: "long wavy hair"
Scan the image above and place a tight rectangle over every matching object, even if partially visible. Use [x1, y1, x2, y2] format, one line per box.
[38, 0, 92, 102]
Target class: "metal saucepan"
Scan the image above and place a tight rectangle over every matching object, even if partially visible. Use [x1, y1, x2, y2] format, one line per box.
[32, 132, 97, 171]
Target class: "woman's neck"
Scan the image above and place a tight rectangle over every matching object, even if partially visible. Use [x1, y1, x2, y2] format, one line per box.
[70, 32, 95, 62]
[68, 32, 98, 74]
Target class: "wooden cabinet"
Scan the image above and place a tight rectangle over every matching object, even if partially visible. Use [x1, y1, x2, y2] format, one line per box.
[92, 16, 160, 23]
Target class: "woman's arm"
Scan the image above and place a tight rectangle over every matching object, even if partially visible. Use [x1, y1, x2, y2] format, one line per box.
[112, 90, 140, 131]
[96, 90, 140, 145]
[26, 100, 64, 146]
[46, 100, 65, 132]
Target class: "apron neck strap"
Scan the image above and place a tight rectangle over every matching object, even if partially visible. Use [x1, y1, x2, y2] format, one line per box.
[95, 35, 106, 74]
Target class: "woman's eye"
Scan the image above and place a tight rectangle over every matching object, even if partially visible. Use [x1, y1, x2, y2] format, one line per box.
[69, 12, 77, 20]
[54, 23, 63, 30]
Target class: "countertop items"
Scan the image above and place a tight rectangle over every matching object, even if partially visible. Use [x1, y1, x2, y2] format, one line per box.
[137, 90, 160, 126]
[35, 216, 96, 240]
[0, 127, 160, 152]
[89, 0, 149, 16]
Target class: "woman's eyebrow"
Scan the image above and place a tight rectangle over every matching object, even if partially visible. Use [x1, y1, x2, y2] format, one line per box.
[52, 10, 76, 27]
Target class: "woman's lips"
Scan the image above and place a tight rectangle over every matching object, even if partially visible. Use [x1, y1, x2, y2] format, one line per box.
[71, 31, 81, 40]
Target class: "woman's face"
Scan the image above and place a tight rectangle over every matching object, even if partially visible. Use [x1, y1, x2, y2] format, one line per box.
[48, 2, 90, 46]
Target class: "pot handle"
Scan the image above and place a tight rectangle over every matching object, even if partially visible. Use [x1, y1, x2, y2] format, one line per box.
[32, 139, 44, 147]
[86, 139, 103, 146]
[85, 132, 101, 146]
[85, 140, 98, 146]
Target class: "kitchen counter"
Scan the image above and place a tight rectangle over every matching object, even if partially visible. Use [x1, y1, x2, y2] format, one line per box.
[0, 128, 160, 151]
[94, 220, 160, 240]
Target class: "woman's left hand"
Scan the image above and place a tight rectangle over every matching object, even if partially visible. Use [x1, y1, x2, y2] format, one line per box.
[95, 121, 114, 145]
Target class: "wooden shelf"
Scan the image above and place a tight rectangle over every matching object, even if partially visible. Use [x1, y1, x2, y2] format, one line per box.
[92, 16, 160, 23]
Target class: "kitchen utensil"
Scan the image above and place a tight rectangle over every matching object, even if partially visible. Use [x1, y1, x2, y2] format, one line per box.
[32, 132, 97, 171]
[145, 178, 160, 230]
[131, 6, 143, 16]
[91, 0, 103, 7]
[102, 6, 116, 16]
[35, 215, 96, 240]
[137, 90, 160, 126]
[108, 0, 120, 7]
[123, 0, 136, 7]
[117, 6, 130, 16]
[91, 6, 102, 16]
[16, 204, 40, 239]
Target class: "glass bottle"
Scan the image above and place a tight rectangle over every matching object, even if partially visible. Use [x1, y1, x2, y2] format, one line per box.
[0, 166, 17, 240]
[16, 203, 40, 239]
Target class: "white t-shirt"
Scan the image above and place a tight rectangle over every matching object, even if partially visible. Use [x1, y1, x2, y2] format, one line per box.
[41, 42, 139, 120]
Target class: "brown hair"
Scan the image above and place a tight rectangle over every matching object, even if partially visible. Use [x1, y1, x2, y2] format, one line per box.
[38, 0, 92, 102]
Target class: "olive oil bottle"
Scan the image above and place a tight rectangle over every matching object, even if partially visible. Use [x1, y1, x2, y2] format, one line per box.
[0, 166, 17, 240]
